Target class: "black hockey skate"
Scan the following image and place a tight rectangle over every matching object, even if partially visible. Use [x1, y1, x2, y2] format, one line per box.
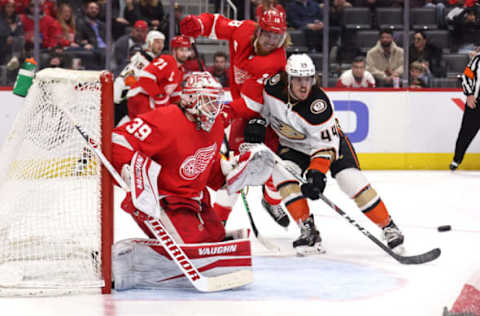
[261, 198, 290, 228]
[382, 220, 405, 254]
[293, 214, 325, 256]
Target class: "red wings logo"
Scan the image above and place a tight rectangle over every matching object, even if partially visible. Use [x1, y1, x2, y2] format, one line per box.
[233, 65, 251, 85]
[179, 143, 217, 180]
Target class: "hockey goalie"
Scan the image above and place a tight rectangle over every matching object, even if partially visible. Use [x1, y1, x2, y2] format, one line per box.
[110, 72, 274, 290]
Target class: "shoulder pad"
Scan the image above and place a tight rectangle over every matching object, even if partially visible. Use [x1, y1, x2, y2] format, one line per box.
[264, 73, 287, 101]
[292, 87, 334, 125]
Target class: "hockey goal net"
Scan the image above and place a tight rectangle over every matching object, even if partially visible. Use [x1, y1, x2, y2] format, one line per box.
[0, 68, 113, 295]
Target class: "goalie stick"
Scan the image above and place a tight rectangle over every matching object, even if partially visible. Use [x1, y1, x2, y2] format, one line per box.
[260, 144, 441, 265]
[61, 105, 253, 292]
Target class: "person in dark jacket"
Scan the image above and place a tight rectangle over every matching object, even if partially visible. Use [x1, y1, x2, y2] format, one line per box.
[409, 31, 446, 78]
[74, 1, 106, 70]
[286, 0, 324, 52]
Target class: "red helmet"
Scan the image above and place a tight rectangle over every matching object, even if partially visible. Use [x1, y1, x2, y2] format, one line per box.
[259, 9, 286, 34]
[170, 35, 191, 49]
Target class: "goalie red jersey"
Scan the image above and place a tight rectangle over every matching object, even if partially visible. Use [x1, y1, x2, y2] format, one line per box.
[126, 54, 184, 118]
[112, 105, 225, 199]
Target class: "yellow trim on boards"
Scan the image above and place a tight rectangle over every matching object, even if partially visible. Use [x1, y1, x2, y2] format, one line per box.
[357, 153, 480, 170]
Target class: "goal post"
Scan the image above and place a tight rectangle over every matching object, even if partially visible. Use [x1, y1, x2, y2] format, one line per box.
[0, 68, 114, 295]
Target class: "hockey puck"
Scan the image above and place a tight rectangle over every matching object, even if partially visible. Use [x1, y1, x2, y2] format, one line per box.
[437, 225, 451, 232]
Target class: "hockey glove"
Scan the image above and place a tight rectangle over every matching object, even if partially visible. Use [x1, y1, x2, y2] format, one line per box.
[300, 169, 327, 200]
[180, 15, 203, 38]
[244, 117, 267, 143]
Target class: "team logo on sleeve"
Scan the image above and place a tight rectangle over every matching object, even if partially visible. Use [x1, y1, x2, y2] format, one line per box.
[310, 99, 328, 114]
[270, 73, 281, 85]
[179, 143, 217, 180]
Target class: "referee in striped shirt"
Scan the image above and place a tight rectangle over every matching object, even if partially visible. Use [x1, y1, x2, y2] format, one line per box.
[450, 52, 480, 171]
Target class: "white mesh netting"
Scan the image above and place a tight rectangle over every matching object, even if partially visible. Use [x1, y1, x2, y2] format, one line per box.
[0, 69, 108, 295]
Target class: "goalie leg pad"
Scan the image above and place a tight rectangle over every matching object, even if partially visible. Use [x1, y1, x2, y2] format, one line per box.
[224, 144, 274, 194]
[112, 229, 252, 290]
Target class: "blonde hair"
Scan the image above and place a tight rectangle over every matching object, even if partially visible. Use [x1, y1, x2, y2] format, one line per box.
[410, 61, 425, 72]
[261, 0, 278, 10]
[57, 3, 75, 34]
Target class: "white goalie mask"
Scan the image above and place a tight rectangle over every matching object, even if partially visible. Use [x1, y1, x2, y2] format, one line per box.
[181, 72, 224, 132]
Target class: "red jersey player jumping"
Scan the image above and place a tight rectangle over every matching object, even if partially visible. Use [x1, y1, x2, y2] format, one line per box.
[126, 35, 191, 118]
[180, 9, 290, 228]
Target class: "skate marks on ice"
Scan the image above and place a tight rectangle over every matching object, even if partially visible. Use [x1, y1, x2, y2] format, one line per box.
[113, 254, 403, 301]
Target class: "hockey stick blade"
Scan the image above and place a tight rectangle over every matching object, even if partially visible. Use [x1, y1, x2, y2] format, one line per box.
[391, 247, 441, 265]
[62, 107, 253, 291]
[262, 144, 442, 265]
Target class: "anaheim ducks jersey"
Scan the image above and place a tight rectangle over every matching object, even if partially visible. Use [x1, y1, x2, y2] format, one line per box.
[261, 74, 340, 159]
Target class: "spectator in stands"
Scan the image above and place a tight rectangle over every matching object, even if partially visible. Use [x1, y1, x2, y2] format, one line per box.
[447, 5, 480, 54]
[43, 45, 72, 69]
[286, 0, 324, 53]
[366, 28, 404, 87]
[124, 0, 165, 30]
[255, 0, 286, 21]
[208, 51, 230, 88]
[409, 61, 431, 88]
[337, 56, 376, 88]
[0, 0, 24, 71]
[409, 31, 445, 77]
[20, 0, 61, 49]
[95, 0, 129, 41]
[75, 1, 106, 70]
[56, 3, 79, 48]
[113, 20, 148, 70]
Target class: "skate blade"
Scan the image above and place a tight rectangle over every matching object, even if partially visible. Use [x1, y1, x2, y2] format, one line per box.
[295, 244, 326, 257]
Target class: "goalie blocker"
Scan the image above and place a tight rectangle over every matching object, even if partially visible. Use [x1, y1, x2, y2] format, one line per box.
[113, 229, 252, 290]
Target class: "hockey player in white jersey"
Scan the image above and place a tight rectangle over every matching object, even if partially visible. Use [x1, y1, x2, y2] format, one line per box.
[113, 30, 165, 125]
[243, 54, 405, 256]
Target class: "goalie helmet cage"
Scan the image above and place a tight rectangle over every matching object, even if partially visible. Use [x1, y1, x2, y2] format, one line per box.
[0, 68, 113, 296]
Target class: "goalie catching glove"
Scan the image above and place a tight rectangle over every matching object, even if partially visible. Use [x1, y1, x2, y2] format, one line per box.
[221, 144, 274, 195]
[300, 169, 327, 200]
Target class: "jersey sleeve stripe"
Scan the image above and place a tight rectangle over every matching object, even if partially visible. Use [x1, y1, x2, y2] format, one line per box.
[241, 92, 263, 114]
[138, 69, 157, 81]
[112, 133, 134, 151]
[208, 14, 220, 40]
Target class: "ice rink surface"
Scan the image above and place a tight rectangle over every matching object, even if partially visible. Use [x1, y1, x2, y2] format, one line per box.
[1, 170, 479, 316]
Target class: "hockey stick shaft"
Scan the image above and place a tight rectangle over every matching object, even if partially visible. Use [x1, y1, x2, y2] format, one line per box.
[190, 39, 205, 71]
[240, 189, 281, 252]
[63, 109, 252, 291]
[263, 145, 441, 265]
